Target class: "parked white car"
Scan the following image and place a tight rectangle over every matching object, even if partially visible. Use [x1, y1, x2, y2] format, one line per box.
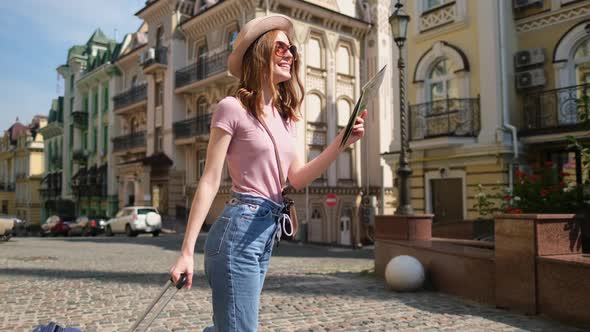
[105, 207, 162, 237]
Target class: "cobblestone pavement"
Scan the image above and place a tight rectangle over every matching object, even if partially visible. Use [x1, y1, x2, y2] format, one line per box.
[0, 235, 587, 332]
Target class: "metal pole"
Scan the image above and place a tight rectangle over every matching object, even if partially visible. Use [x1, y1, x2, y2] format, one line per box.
[395, 45, 414, 216]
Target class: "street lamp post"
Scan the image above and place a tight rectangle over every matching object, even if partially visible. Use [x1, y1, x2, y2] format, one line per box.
[390, 0, 413, 216]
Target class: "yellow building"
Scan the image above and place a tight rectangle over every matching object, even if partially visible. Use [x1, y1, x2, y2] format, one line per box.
[0, 122, 23, 216]
[381, 0, 590, 223]
[10, 116, 47, 225]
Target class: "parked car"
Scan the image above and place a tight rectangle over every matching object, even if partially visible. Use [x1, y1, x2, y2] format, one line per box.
[0, 216, 14, 241]
[40, 215, 75, 237]
[67, 215, 108, 236]
[105, 207, 162, 237]
[0, 214, 25, 237]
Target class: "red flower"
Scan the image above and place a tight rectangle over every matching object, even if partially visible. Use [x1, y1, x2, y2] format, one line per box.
[515, 169, 524, 177]
[514, 209, 522, 214]
[559, 182, 566, 187]
[545, 161, 554, 167]
[540, 189, 549, 197]
[561, 172, 570, 177]
[504, 196, 511, 202]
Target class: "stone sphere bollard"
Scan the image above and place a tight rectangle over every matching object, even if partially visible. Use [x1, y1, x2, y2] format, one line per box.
[385, 255, 425, 291]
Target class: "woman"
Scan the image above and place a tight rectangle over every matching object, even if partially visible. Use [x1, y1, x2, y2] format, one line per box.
[169, 14, 367, 331]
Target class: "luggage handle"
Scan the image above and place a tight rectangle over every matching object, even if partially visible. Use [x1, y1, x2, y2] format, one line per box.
[128, 273, 188, 332]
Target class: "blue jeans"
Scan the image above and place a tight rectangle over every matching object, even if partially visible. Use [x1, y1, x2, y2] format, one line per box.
[203, 191, 283, 332]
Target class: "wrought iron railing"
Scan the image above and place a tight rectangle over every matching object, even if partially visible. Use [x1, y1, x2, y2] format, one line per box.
[173, 113, 212, 140]
[112, 131, 146, 153]
[113, 83, 148, 110]
[175, 51, 230, 89]
[72, 110, 88, 129]
[521, 83, 590, 135]
[72, 150, 88, 164]
[0, 182, 15, 192]
[409, 97, 481, 140]
[142, 47, 168, 68]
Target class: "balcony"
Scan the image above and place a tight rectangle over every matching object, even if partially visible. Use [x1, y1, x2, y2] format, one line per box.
[113, 131, 146, 153]
[409, 98, 480, 149]
[142, 47, 167, 74]
[520, 83, 589, 138]
[72, 150, 88, 164]
[0, 182, 15, 192]
[72, 110, 88, 129]
[175, 51, 231, 92]
[113, 83, 148, 113]
[173, 113, 212, 143]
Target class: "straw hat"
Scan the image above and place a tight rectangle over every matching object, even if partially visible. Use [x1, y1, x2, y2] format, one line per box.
[227, 14, 294, 80]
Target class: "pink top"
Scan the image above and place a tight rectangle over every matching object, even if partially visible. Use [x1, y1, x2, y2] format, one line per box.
[210, 96, 297, 203]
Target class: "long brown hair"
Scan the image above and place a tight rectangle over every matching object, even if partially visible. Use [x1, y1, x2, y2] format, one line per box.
[235, 30, 304, 122]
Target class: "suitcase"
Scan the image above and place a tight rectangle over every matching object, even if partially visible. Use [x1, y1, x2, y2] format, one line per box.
[33, 273, 188, 332]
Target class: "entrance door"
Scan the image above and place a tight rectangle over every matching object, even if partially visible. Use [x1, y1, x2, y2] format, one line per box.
[431, 178, 463, 223]
[309, 207, 323, 243]
[339, 207, 352, 246]
[152, 184, 168, 214]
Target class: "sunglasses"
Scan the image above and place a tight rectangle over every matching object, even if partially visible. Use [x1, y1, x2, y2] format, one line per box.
[274, 41, 297, 59]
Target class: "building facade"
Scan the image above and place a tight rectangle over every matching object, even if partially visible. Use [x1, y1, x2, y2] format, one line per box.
[39, 97, 75, 221]
[13, 116, 46, 225]
[380, 0, 590, 223]
[57, 29, 122, 218]
[124, 0, 398, 246]
[0, 122, 25, 216]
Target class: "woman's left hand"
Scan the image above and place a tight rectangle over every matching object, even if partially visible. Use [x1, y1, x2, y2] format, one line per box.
[338, 109, 367, 148]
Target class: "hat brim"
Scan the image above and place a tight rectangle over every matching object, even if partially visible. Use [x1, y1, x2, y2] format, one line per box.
[228, 15, 295, 80]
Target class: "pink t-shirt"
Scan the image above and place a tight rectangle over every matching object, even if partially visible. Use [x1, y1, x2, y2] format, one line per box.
[210, 96, 297, 203]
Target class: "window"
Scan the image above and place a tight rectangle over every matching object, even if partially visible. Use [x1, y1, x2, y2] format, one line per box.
[103, 85, 109, 113]
[69, 125, 74, 148]
[131, 75, 138, 87]
[130, 118, 139, 133]
[103, 125, 108, 153]
[70, 74, 75, 94]
[337, 45, 351, 75]
[156, 26, 164, 50]
[197, 43, 208, 76]
[93, 127, 98, 152]
[574, 38, 590, 86]
[70, 97, 74, 114]
[84, 95, 89, 113]
[306, 93, 326, 181]
[93, 90, 99, 115]
[338, 149, 352, 180]
[423, 0, 448, 11]
[82, 131, 87, 150]
[307, 37, 323, 69]
[426, 58, 457, 101]
[155, 81, 163, 107]
[155, 128, 163, 152]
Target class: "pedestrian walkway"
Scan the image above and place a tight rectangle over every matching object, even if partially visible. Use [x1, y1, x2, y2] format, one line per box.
[0, 236, 586, 331]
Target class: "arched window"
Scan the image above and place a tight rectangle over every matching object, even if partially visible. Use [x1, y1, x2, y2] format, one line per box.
[306, 93, 326, 182]
[307, 93, 324, 123]
[337, 45, 351, 75]
[336, 99, 353, 181]
[426, 58, 457, 101]
[574, 38, 590, 86]
[307, 37, 323, 69]
[130, 117, 139, 133]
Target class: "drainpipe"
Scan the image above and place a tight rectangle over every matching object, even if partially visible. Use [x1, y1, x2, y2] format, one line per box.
[498, 0, 518, 190]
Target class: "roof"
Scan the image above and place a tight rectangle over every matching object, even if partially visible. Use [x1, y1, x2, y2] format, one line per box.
[6, 122, 28, 141]
[87, 28, 111, 45]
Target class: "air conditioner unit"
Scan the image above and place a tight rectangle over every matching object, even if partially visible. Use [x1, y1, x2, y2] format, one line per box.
[516, 68, 546, 90]
[514, 48, 545, 69]
[514, 0, 542, 9]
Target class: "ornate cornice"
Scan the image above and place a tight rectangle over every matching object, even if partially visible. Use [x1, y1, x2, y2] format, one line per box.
[181, 0, 256, 40]
[516, 2, 590, 33]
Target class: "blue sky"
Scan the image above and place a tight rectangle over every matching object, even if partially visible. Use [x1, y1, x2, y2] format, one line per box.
[0, 1, 144, 130]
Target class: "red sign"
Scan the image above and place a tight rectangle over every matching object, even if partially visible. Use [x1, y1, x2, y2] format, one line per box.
[325, 193, 337, 207]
